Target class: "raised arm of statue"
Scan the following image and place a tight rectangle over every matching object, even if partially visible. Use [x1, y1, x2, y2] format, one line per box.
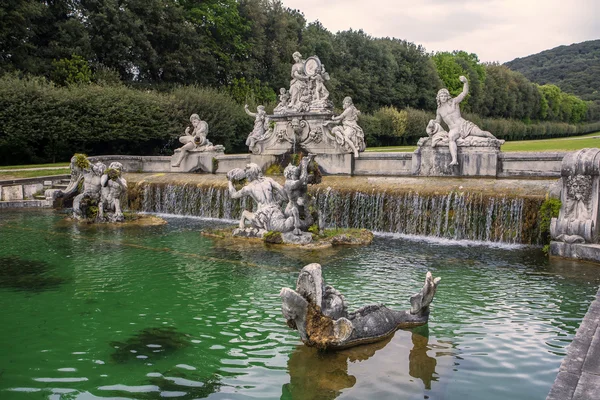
[244, 104, 256, 117]
[228, 181, 246, 199]
[454, 76, 469, 104]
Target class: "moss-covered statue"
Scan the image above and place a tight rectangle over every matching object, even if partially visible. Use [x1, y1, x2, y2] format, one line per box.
[280, 263, 440, 349]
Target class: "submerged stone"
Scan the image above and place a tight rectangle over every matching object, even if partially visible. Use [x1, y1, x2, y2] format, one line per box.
[109, 327, 191, 364]
[0, 256, 66, 292]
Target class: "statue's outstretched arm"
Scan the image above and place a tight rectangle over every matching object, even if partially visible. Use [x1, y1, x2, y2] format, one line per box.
[455, 76, 469, 104]
[244, 105, 256, 117]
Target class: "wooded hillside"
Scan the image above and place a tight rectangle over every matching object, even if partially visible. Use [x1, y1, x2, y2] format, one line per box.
[505, 40, 600, 104]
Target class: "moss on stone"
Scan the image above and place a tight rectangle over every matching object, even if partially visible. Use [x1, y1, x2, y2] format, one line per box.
[264, 231, 283, 244]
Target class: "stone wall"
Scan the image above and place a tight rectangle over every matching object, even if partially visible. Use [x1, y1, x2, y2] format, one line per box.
[90, 151, 566, 179]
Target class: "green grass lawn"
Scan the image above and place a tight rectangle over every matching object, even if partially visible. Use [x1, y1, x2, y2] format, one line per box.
[365, 131, 600, 153]
[0, 168, 71, 179]
[0, 162, 70, 170]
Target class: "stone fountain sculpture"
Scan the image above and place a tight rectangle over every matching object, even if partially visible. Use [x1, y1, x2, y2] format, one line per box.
[413, 75, 504, 177]
[227, 155, 316, 244]
[244, 52, 366, 174]
[550, 148, 600, 262]
[70, 157, 106, 221]
[280, 263, 440, 349]
[98, 162, 128, 222]
[45, 154, 130, 223]
[171, 113, 224, 172]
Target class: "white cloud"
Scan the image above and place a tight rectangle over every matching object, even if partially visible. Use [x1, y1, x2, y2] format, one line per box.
[282, 0, 599, 62]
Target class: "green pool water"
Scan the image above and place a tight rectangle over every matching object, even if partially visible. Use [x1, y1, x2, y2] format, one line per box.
[0, 209, 599, 400]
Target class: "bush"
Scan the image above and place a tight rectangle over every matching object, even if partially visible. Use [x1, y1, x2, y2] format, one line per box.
[0, 76, 253, 165]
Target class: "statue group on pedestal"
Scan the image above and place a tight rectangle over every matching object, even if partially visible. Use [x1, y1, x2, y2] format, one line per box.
[172, 114, 224, 169]
[57, 154, 128, 222]
[420, 75, 504, 167]
[227, 154, 316, 243]
[243, 52, 366, 158]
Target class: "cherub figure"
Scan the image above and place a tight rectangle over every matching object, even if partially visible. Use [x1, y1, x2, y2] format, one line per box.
[274, 88, 291, 114]
[311, 64, 330, 102]
[98, 162, 128, 222]
[283, 154, 316, 235]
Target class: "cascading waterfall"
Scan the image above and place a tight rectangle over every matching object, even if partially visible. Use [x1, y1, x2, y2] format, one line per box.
[131, 182, 543, 245]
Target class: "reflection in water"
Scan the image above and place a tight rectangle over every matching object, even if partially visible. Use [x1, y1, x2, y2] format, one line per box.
[283, 328, 438, 399]
[409, 327, 437, 390]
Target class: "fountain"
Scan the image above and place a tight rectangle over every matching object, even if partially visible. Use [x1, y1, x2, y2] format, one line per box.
[243, 52, 366, 174]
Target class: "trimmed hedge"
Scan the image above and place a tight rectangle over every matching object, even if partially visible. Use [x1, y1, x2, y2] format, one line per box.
[363, 106, 600, 147]
[0, 76, 252, 165]
[1, 75, 599, 165]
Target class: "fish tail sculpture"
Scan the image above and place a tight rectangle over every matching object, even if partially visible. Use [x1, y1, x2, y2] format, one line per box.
[280, 263, 440, 350]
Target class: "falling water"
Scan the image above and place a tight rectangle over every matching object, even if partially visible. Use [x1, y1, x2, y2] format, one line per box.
[131, 182, 543, 245]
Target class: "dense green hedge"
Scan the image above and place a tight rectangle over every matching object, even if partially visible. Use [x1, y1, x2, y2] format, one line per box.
[1, 75, 599, 165]
[0, 76, 252, 165]
[362, 106, 600, 147]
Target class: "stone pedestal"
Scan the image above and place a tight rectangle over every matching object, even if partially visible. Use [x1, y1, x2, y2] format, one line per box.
[412, 146, 499, 177]
[549, 242, 600, 264]
[170, 150, 223, 173]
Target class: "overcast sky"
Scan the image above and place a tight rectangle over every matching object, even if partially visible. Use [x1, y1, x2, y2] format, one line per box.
[281, 0, 599, 63]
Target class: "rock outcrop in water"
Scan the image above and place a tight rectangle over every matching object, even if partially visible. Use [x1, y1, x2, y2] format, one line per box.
[280, 263, 440, 349]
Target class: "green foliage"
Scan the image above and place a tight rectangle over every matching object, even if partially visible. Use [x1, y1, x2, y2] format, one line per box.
[265, 163, 284, 176]
[169, 85, 252, 153]
[74, 153, 90, 169]
[226, 77, 277, 105]
[505, 40, 600, 105]
[263, 231, 283, 244]
[374, 107, 407, 138]
[51, 54, 92, 86]
[0, 75, 252, 165]
[538, 197, 561, 246]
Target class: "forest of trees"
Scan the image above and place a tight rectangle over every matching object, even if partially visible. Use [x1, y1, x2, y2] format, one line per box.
[0, 0, 598, 164]
[505, 40, 600, 105]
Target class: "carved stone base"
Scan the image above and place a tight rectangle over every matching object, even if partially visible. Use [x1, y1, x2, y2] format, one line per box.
[170, 150, 223, 173]
[412, 146, 499, 177]
[549, 241, 600, 263]
[250, 113, 359, 158]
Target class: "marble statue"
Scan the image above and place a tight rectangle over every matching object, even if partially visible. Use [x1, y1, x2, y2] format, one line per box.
[72, 161, 106, 220]
[432, 76, 502, 166]
[283, 154, 316, 235]
[244, 105, 270, 151]
[273, 88, 291, 114]
[323, 97, 365, 158]
[288, 52, 310, 112]
[246, 51, 364, 172]
[98, 162, 128, 222]
[280, 263, 440, 349]
[172, 114, 223, 168]
[551, 148, 600, 246]
[227, 161, 314, 241]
